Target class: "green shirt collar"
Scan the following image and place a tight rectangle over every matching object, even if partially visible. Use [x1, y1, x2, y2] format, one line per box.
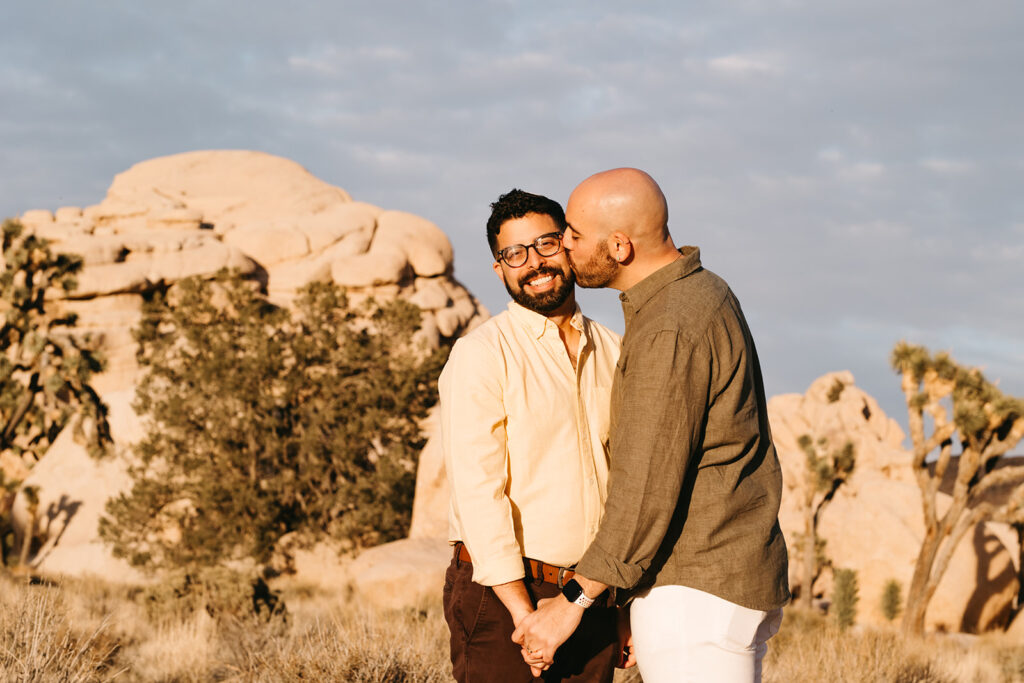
[619, 246, 702, 324]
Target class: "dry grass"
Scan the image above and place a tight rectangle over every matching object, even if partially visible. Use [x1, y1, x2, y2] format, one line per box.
[764, 609, 1024, 683]
[1, 572, 451, 682]
[2, 572, 1022, 682]
[0, 575, 123, 682]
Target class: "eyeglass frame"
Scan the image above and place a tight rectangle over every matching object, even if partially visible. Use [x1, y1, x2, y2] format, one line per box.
[494, 231, 565, 268]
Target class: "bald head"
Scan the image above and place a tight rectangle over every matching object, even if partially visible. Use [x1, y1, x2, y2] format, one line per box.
[567, 168, 670, 250]
[563, 168, 678, 290]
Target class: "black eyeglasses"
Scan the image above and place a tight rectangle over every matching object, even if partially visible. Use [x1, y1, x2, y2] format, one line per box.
[496, 231, 564, 268]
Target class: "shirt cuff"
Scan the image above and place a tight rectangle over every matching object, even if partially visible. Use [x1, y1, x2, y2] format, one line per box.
[575, 541, 645, 590]
[469, 552, 526, 587]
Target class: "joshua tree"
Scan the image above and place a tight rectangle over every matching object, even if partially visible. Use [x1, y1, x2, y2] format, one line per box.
[17, 484, 39, 566]
[796, 430, 856, 610]
[0, 218, 110, 568]
[891, 342, 1024, 635]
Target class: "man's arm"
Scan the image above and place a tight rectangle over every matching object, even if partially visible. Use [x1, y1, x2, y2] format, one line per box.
[574, 328, 710, 587]
[492, 581, 536, 627]
[440, 336, 531, 588]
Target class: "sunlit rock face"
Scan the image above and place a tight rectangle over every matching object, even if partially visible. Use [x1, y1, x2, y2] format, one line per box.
[10, 151, 487, 582]
[772, 371, 1018, 633]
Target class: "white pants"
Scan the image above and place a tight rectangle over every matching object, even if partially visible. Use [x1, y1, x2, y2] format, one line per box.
[629, 585, 783, 683]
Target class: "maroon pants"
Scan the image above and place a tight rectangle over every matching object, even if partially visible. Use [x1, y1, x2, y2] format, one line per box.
[443, 550, 618, 683]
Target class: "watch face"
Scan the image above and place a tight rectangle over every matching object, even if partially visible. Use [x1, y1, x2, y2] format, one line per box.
[562, 579, 583, 601]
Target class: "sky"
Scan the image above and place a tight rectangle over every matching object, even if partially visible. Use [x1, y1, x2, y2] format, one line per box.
[3, 1, 1022, 433]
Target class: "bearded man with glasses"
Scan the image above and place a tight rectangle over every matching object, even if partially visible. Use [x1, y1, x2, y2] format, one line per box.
[440, 189, 631, 682]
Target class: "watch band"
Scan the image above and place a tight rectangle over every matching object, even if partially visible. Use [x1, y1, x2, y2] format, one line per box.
[561, 579, 595, 609]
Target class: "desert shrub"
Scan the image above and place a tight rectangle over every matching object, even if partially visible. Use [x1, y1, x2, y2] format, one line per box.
[99, 272, 447, 596]
[136, 566, 286, 625]
[832, 568, 859, 631]
[882, 578, 903, 622]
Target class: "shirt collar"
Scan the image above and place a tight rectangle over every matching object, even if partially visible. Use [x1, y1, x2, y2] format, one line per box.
[507, 300, 585, 339]
[619, 246, 702, 322]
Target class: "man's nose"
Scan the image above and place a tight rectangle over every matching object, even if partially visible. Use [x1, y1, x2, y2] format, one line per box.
[524, 246, 545, 270]
[561, 232, 573, 251]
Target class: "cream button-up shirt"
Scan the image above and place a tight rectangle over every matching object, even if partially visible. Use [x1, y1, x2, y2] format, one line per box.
[440, 301, 621, 586]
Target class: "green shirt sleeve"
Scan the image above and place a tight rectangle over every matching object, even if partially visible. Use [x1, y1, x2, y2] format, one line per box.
[575, 326, 712, 589]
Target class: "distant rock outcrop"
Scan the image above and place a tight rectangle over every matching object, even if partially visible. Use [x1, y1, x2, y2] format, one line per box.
[771, 372, 1018, 633]
[10, 150, 487, 582]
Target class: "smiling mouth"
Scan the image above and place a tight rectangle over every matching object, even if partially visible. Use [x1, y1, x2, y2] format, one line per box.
[528, 274, 555, 287]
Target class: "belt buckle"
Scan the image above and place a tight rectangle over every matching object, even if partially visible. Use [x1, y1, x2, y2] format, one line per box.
[557, 566, 567, 589]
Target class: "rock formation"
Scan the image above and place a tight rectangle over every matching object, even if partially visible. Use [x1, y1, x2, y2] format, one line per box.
[771, 371, 1018, 633]
[9, 150, 486, 582]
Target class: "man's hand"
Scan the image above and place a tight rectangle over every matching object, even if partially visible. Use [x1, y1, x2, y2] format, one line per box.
[616, 605, 636, 669]
[511, 595, 584, 673]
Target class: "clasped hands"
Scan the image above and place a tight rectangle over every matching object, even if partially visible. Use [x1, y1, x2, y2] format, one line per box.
[511, 599, 635, 677]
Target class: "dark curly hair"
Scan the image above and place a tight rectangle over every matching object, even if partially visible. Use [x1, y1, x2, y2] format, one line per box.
[486, 189, 566, 258]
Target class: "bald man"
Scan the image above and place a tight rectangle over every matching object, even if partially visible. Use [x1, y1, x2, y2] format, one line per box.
[513, 169, 789, 682]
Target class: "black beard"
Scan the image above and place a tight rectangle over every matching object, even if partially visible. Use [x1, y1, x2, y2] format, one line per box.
[505, 266, 575, 313]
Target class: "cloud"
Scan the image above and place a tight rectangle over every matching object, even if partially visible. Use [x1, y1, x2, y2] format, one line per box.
[828, 220, 911, 239]
[920, 158, 976, 175]
[838, 162, 886, 181]
[970, 243, 1024, 262]
[706, 53, 783, 77]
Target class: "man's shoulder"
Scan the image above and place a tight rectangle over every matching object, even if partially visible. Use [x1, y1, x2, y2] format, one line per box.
[671, 265, 730, 309]
[635, 268, 734, 341]
[452, 309, 513, 348]
[445, 309, 526, 371]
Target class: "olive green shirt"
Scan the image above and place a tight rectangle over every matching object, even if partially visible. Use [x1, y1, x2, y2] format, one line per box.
[575, 246, 790, 611]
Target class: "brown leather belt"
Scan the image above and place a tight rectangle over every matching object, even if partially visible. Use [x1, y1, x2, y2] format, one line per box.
[456, 542, 576, 587]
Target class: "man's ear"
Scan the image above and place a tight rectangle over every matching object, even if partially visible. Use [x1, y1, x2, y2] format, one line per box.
[608, 232, 633, 263]
[492, 260, 506, 282]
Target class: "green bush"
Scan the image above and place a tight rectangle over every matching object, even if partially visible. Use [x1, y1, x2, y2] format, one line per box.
[881, 578, 902, 622]
[832, 568, 859, 631]
[100, 272, 448, 583]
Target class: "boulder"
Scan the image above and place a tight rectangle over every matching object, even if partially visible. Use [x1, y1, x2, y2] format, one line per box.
[11, 390, 143, 583]
[223, 223, 310, 267]
[375, 211, 452, 277]
[409, 410, 448, 539]
[345, 536, 451, 610]
[331, 248, 410, 287]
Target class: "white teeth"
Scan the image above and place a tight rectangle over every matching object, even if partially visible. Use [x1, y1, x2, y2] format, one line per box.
[529, 275, 554, 286]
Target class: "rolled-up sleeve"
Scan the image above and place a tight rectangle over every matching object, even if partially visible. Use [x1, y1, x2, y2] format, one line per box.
[439, 337, 524, 586]
[575, 328, 711, 589]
